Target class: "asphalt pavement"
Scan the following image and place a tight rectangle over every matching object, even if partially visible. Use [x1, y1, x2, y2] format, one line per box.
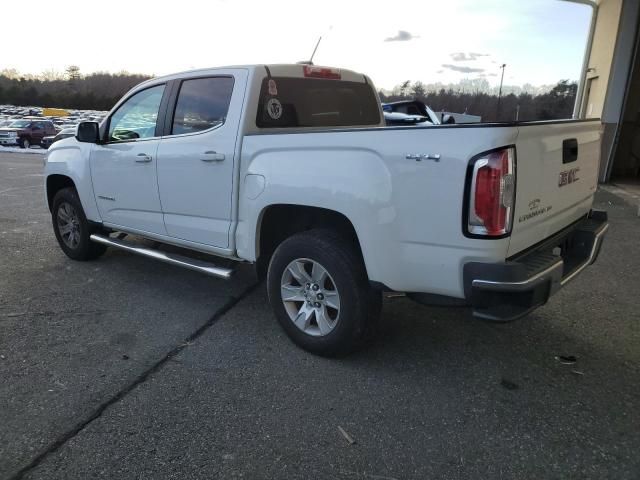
[0, 151, 638, 479]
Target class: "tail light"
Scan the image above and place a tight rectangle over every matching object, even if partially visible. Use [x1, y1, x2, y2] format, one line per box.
[466, 146, 516, 237]
[303, 65, 341, 80]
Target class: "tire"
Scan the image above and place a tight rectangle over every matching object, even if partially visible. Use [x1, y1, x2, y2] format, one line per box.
[267, 229, 381, 357]
[18, 137, 31, 149]
[51, 187, 106, 261]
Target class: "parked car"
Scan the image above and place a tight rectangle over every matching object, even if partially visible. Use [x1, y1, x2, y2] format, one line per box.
[383, 110, 431, 126]
[44, 64, 608, 356]
[0, 119, 57, 148]
[383, 100, 456, 125]
[41, 127, 76, 149]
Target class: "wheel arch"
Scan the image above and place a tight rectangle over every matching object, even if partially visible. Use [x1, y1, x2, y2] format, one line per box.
[255, 204, 367, 279]
[46, 174, 76, 212]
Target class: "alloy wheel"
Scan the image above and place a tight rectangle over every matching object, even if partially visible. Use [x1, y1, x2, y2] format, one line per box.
[57, 202, 81, 249]
[280, 258, 341, 336]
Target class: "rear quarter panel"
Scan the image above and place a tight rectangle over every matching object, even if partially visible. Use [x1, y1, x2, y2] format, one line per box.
[237, 125, 519, 297]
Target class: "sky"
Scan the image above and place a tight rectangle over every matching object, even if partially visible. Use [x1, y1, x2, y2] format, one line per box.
[5, 0, 594, 90]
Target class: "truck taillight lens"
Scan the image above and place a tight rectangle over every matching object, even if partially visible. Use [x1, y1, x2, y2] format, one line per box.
[467, 147, 516, 237]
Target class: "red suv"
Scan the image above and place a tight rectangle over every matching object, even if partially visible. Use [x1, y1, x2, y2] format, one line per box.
[0, 119, 57, 148]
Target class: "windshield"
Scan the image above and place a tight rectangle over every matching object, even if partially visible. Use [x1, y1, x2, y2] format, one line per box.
[8, 120, 31, 128]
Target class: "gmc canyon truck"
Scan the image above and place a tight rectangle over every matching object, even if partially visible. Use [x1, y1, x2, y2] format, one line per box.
[44, 64, 608, 356]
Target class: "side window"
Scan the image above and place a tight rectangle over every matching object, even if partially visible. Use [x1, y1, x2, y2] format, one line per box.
[108, 84, 165, 142]
[170, 77, 234, 135]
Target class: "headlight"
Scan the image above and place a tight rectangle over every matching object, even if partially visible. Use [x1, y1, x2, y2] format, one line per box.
[8, 131, 17, 137]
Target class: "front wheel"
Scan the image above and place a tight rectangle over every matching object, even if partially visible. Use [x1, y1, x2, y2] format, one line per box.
[51, 187, 106, 261]
[18, 137, 31, 149]
[267, 229, 381, 357]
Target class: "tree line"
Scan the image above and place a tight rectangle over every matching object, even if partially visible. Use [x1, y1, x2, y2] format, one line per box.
[0, 67, 577, 121]
[0, 67, 152, 111]
[379, 79, 578, 122]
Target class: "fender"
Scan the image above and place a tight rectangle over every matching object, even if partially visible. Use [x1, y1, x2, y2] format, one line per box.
[45, 139, 102, 222]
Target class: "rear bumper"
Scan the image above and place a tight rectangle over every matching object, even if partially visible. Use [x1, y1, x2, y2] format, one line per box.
[463, 210, 608, 321]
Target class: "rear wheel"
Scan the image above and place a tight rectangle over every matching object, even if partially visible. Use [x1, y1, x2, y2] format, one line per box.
[18, 137, 31, 149]
[267, 229, 381, 356]
[51, 188, 106, 261]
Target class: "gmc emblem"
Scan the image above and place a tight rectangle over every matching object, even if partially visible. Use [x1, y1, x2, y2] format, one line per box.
[559, 168, 580, 187]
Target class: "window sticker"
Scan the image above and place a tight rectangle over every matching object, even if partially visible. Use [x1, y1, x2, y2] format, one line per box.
[266, 98, 283, 120]
[268, 79, 278, 96]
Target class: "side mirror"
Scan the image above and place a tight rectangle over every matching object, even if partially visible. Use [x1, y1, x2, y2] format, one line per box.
[441, 114, 456, 124]
[76, 121, 100, 143]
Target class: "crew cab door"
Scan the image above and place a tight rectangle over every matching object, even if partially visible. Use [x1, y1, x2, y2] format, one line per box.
[156, 70, 247, 248]
[31, 121, 46, 143]
[90, 83, 168, 235]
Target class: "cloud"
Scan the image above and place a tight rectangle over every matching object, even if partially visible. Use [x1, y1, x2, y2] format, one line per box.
[441, 64, 485, 74]
[384, 30, 419, 42]
[450, 52, 490, 61]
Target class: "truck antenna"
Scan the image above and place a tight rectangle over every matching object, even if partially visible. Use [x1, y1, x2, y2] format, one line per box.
[296, 34, 325, 65]
[309, 36, 322, 64]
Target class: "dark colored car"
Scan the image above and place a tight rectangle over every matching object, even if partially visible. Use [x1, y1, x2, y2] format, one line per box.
[0, 119, 57, 148]
[41, 127, 77, 149]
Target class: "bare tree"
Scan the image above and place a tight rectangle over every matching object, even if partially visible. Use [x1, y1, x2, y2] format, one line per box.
[399, 80, 411, 97]
[66, 66, 81, 82]
[411, 81, 426, 100]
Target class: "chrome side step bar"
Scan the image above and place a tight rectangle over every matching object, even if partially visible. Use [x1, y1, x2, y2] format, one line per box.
[89, 234, 234, 279]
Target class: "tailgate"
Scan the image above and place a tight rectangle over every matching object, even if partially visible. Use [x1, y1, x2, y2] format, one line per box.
[508, 120, 601, 256]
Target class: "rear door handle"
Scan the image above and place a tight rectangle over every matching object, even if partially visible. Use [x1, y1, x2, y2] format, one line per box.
[201, 151, 225, 162]
[135, 153, 153, 163]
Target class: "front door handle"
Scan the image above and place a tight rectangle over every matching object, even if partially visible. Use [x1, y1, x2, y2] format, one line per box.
[135, 153, 153, 163]
[201, 151, 225, 162]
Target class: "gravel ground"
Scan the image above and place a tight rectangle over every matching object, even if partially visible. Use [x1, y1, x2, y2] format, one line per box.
[1, 152, 638, 480]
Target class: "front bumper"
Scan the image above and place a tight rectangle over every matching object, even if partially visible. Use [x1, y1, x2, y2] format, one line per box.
[463, 210, 609, 321]
[0, 137, 18, 145]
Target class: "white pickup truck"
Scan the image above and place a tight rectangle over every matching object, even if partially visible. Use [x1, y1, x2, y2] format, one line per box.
[45, 64, 608, 356]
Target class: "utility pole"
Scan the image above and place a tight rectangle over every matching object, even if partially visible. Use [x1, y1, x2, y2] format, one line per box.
[496, 63, 506, 121]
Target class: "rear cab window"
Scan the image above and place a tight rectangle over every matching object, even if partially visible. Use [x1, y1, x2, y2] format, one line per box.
[171, 77, 234, 135]
[256, 76, 380, 129]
